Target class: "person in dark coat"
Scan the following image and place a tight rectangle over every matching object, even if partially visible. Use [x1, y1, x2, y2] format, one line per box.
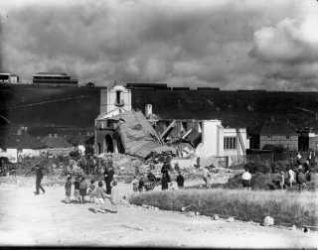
[138, 175, 145, 192]
[104, 161, 115, 195]
[35, 165, 45, 195]
[296, 168, 307, 192]
[145, 170, 157, 191]
[161, 163, 170, 190]
[176, 171, 185, 189]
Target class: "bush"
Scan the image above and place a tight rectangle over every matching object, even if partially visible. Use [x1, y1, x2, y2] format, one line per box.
[130, 189, 317, 227]
[244, 162, 271, 174]
[270, 160, 290, 173]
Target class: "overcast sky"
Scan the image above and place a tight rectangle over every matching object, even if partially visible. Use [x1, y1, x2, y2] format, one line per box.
[0, 0, 318, 90]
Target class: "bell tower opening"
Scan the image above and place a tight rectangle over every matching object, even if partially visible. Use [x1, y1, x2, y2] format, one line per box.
[115, 90, 122, 106]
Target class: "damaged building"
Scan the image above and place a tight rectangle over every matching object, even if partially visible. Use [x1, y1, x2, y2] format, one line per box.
[95, 83, 249, 164]
[95, 110, 176, 158]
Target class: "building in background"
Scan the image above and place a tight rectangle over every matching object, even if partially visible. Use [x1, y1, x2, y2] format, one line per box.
[0, 72, 19, 84]
[259, 121, 298, 150]
[32, 72, 78, 87]
[0, 127, 45, 163]
[196, 120, 249, 166]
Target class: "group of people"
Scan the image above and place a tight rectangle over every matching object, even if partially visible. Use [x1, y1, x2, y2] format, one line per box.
[281, 152, 313, 191]
[281, 161, 312, 192]
[131, 157, 185, 192]
[240, 151, 314, 191]
[64, 154, 116, 201]
[28, 153, 118, 213]
[64, 175, 118, 208]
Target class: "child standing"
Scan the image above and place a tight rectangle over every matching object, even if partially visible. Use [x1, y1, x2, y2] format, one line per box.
[79, 176, 88, 203]
[280, 171, 285, 190]
[131, 176, 139, 192]
[64, 175, 72, 203]
[92, 181, 108, 213]
[88, 179, 96, 202]
[109, 180, 119, 212]
[73, 176, 81, 202]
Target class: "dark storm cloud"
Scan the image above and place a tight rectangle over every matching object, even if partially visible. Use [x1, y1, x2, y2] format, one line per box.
[1, 0, 317, 90]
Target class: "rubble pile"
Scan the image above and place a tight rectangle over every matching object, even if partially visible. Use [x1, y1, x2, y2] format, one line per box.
[98, 153, 143, 183]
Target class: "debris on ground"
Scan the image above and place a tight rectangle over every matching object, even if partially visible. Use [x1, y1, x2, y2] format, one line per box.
[121, 225, 144, 231]
[212, 214, 220, 220]
[227, 217, 235, 222]
[291, 225, 297, 231]
[262, 216, 274, 226]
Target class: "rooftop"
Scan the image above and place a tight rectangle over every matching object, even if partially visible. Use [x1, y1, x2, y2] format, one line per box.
[260, 121, 297, 136]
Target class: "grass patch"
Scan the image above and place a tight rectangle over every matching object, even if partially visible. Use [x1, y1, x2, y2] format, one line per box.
[129, 188, 318, 227]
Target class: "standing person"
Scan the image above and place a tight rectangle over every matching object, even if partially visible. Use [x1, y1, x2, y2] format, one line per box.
[296, 168, 307, 192]
[146, 169, 157, 191]
[241, 168, 252, 190]
[108, 180, 119, 213]
[64, 175, 72, 203]
[296, 152, 302, 165]
[161, 163, 170, 191]
[176, 171, 185, 189]
[279, 171, 285, 190]
[131, 176, 139, 192]
[73, 176, 81, 202]
[104, 165, 115, 195]
[79, 176, 88, 203]
[88, 179, 96, 202]
[304, 160, 310, 173]
[91, 181, 108, 213]
[138, 174, 145, 192]
[35, 165, 45, 195]
[288, 168, 296, 188]
[202, 166, 211, 188]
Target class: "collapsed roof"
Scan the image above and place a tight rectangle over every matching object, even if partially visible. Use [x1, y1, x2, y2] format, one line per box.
[99, 110, 176, 158]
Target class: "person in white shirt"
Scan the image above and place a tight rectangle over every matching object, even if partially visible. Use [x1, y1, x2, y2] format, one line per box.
[242, 169, 252, 189]
[288, 168, 295, 188]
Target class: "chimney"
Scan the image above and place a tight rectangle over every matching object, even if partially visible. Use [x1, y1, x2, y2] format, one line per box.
[145, 104, 153, 118]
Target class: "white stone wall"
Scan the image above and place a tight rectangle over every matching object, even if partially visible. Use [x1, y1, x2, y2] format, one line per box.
[196, 120, 249, 161]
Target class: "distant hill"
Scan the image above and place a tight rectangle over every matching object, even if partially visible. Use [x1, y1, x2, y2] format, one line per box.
[2, 84, 318, 139]
[131, 88, 318, 133]
[0, 84, 100, 128]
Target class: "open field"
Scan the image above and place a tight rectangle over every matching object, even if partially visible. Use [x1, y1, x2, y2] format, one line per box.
[130, 188, 318, 228]
[0, 183, 317, 248]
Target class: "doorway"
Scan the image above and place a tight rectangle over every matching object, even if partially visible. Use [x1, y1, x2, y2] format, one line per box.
[105, 135, 114, 153]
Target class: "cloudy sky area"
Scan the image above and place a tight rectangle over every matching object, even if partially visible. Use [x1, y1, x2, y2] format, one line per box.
[0, 0, 318, 90]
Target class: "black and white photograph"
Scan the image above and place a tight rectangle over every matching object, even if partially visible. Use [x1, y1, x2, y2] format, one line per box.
[0, 0, 317, 248]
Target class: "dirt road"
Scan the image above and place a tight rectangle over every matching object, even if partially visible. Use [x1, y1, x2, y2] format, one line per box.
[0, 183, 317, 248]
